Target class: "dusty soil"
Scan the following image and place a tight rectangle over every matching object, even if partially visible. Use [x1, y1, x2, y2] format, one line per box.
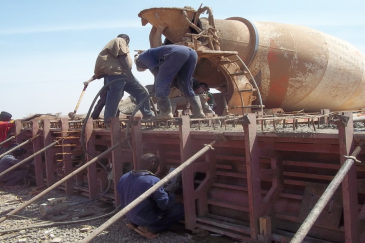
[0, 187, 238, 243]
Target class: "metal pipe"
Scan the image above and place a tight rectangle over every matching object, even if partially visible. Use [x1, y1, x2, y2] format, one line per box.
[80, 137, 222, 243]
[0, 139, 63, 178]
[290, 144, 363, 243]
[0, 136, 15, 146]
[0, 139, 30, 159]
[0, 136, 129, 224]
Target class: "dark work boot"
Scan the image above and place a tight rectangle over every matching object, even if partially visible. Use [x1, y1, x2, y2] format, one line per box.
[188, 96, 205, 118]
[151, 97, 173, 120]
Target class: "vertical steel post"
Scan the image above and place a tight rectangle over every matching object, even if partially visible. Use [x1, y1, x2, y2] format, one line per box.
[338, 112, 359, 242]
[243, 113, 261, 240]
[110, 117, 123, 206]
[61, 118, 73, 194]
[43, 119, 55, 186]
[31, 119, 43, 186]
[180, 115, 196, 230]
[131, 117, 142, 170]
[85, 118, 97, 199]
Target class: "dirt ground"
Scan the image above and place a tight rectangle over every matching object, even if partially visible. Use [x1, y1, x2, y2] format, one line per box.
[0, 186, 240, 243]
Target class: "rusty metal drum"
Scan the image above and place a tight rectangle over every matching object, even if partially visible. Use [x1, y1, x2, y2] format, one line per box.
[139, 7, 365, 112]
[214, 18, 365, 111]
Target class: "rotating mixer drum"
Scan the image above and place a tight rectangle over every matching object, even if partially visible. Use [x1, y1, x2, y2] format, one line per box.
[139, 6, 365, 113]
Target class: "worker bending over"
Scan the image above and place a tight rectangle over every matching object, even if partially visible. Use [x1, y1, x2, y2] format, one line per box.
[0, 145, 28, 187]
[135, 45, 205, 120]
[117, 153, 184, 239]
[87, 34, 153, 124]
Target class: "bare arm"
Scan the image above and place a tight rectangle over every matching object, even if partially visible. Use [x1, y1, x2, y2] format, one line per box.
[83, 76, 97, 86]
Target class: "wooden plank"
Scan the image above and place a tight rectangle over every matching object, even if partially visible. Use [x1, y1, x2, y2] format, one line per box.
[243, 113, 261, 240]
[338, 112, 358, 242]
[85, 118, 97, 199]
[61, 118, 73, 195]
[131, 117, 142, 170]
[110, 117, 123, 206]
[259, 216, 272, 243]
[43, 119, 54, 186]
[31, 119, 43, 186]
[180, 116, 196, 230]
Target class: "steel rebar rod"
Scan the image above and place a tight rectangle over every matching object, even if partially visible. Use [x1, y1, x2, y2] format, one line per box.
[0, 138, 33, 159]
[290, 144, 362, 243]
[80, 137, 223, 243]
[0, 136, 129, 224]
[0, 139, 63, 178]
[0, 136, 15, 146]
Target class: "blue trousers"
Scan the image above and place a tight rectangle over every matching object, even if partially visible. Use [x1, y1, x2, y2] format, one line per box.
[104, 75, 152, 122]
[91, 80, 120, 119]
[131, 203, 184, 233]
[155, 47, 197, 98]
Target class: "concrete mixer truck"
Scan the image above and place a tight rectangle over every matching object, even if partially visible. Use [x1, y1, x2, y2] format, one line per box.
[137, 5, 365, 115]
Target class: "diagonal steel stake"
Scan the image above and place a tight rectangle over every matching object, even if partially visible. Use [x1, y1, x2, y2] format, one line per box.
[290, 144, 363, 243]
[0, 136, 130, 224]
[0, 133, 42, 159]
[0, 138, 63, 178]
[80, 134, 227, 243]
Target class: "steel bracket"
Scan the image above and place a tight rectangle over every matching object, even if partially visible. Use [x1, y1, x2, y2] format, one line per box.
[344, 155, 361, 163]
[238, 114, 251, 125]
[331, 114, 350, 126]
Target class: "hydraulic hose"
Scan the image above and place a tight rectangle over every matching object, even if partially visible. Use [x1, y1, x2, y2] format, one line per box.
[79, 76, 154, 203]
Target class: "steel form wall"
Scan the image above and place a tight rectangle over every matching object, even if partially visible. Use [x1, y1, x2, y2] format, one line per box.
[11, 115, 365, 242]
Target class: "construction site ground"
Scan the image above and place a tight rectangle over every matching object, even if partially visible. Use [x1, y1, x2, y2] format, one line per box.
[0, 186, 238, 243]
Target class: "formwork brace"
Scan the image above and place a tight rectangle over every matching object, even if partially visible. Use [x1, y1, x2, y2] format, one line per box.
[0, 136, 130, 224]
[0, 128, 27, 146]
[80, 134, 227, 243]
[0, 133, 42, 159]
[0, 136, 15, 146]
[290, 143, 363, 243]
[0, 138, 64, 178]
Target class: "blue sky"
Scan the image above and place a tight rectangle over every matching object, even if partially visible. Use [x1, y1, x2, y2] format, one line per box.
[1, 0, 364, 119]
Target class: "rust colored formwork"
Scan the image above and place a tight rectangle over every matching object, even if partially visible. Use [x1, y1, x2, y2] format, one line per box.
[8, 112, 365, 242]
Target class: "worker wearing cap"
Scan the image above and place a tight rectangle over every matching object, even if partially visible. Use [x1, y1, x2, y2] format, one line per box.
[117, 153, 184, 239]
[170, 79, 215, 116]
[134, 45, 205, 120]
[86, 34, 153, 123]
[0, 145, 28, 187]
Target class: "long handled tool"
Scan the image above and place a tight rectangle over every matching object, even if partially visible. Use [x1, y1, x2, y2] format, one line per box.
[68, 77, 94, 119]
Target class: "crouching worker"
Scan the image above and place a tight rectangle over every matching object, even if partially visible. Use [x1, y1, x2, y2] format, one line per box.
[117, 153, 184, 239]
[0, 145, 28, 188]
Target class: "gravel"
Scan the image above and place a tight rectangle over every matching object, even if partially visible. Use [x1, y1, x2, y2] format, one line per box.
[0, 187, 195, 243]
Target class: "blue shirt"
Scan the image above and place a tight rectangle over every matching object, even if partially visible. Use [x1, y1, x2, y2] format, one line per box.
[0, 155, 21, 173]
[117, 171, 175, 223]
[138, 45, 191, 72]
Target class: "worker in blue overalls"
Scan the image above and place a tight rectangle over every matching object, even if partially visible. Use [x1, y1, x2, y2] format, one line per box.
[135, 45, 205, 120]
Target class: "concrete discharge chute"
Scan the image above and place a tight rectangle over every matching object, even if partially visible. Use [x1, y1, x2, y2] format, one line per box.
[138, 5, 365, 114]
